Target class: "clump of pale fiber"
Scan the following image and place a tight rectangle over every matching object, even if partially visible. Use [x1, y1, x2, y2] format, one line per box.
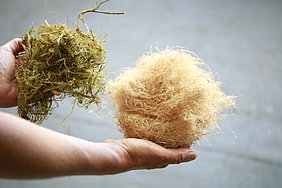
[108, 48, 235, 148]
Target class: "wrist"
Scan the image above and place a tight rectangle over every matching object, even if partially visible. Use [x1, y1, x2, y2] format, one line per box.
[83, 142, 131, 175]
[0, 82, 18, 108]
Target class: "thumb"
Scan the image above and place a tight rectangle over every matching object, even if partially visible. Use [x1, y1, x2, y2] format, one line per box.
[3, 38, 24, 55]
[165, 148, 197, 164]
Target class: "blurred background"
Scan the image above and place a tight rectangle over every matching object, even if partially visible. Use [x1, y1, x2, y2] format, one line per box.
[0, 0, 281, 187]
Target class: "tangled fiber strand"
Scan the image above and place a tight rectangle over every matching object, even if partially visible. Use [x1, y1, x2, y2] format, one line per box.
[16, 1, 125, 124]
[108, 48, 235, 148]
[17, 21, 107, 124]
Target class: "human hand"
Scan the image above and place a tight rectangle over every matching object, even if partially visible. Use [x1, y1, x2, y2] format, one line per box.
[0, 38, 23, 108]
[97, 138, 197, 174]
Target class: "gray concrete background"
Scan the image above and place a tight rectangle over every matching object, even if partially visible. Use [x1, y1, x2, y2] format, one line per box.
[0, 0, 282, 187]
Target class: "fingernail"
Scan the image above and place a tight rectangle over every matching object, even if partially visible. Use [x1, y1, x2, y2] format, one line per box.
[184, 149, 197, 161]
[189, 150, 197, 160]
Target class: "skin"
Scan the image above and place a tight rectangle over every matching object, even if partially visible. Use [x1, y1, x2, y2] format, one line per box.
[0, 39, 197, 179]
[0, 38, 23, 107]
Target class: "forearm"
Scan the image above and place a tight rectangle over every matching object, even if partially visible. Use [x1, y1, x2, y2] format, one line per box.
[0, 111, 197, 179]
[0, 111, 120, 179]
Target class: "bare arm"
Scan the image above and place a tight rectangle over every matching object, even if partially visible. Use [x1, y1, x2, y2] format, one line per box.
[0, 111, 196, 179]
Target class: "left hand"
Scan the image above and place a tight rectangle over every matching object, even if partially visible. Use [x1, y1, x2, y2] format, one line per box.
[0, 38, 23, 108]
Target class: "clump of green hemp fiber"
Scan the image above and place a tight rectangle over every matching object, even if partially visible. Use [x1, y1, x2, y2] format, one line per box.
[16, 1, 125, 124]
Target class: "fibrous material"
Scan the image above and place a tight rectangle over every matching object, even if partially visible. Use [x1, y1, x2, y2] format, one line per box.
[108, 48, 235, 148]
[16, 1, 124, 125]
[17, 21, 107, 124]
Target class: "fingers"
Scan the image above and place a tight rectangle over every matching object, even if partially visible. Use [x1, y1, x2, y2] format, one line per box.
[3, 38, 24, 55]
[165, 148, 197, 164]
[147, 148, 197, 170]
